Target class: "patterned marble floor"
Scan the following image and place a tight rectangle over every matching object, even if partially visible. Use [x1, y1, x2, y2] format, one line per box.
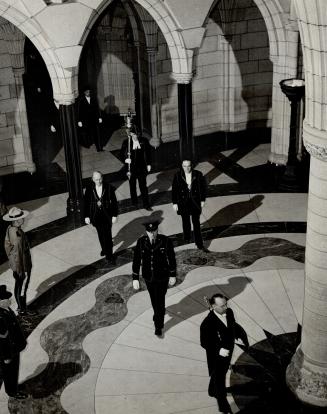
[0, 142, 317, 414]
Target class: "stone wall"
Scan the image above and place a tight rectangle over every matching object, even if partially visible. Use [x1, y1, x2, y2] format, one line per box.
[193, 0, 273, 136]
[95, 7, 136, 115]
[0, 40, 28, 175]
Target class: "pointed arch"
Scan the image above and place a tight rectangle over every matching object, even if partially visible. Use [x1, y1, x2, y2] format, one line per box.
[81, 0, 190, 76]
[0, 0, 76, 102]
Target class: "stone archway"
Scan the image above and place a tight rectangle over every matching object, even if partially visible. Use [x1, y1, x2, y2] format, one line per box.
[82, 0, 191, 77]
[0, 1, 75, 103]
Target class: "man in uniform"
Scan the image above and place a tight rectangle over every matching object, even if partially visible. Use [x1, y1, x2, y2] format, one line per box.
[84, 171, 118, 264]
[120, 128, 152, 210]
[200, 293, 249, 414]
[0, 285, 28, 400]
[132, 221, 176, 336]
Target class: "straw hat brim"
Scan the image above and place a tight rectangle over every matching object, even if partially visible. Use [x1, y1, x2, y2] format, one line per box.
[3, 209, 29, 221]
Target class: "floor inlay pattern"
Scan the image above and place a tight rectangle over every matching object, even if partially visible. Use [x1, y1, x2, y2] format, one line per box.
[9, 237, 305, 413]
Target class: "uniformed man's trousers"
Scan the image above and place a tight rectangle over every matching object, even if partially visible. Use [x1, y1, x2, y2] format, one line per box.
[145, 280, 168, 329]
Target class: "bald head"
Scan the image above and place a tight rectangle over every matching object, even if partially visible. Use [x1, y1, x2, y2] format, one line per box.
[92, 171, 103, 187]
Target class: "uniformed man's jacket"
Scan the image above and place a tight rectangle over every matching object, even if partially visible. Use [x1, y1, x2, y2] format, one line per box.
[84, 182, 118, 223]
[0, 307, 26, 360]
[132, 234, 176, 282]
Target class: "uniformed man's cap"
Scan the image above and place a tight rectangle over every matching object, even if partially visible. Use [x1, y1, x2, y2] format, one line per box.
[143, 221, 159, 232]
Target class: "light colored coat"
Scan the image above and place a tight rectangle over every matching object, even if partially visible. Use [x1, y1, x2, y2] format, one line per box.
[4, 226, 32, 275]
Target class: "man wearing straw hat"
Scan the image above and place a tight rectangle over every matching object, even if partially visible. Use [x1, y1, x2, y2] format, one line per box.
[0, 284, 28, 399]
[3, 207, 32, 315]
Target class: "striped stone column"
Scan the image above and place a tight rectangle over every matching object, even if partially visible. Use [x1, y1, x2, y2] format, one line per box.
[286, 0, 327, 407]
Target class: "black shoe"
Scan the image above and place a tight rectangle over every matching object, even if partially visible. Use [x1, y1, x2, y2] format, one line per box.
[8, 392, 28, 399]
[144, 206, 153, 211]
[154, 328, 162, 336]
[100, 250, 105, 256]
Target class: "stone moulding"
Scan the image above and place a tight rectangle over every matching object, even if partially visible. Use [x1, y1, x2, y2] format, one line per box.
[303, 140, 327, 162]
[286, 347, 327, 406]
[303, 121, 327, 161]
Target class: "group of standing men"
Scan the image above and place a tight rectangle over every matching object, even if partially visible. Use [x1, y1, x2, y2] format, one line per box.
[0, 126, 248, 409]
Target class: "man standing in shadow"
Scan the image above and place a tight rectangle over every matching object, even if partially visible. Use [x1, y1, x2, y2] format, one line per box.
[132, 221, 176, 337]
[77, 86, 103, 151]
[200, 293, 249, 414]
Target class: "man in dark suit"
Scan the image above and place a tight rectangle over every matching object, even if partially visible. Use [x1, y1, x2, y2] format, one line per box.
[0, 285, 27, 400]
[120, 128, 152, 210]
[84, 171, 118, 264]
[172, 159, 207, 251]
[77, 86, 103, 151]
[132, 221, 176, 336]
[200, 294, 249, 414]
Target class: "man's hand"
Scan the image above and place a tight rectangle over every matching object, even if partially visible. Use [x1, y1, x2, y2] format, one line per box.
[112, 216, 117, 224]
[85, 217, 91, 225]
[219, 348, 230, 357]
[147, 165, 151, 173]
[201, 201, 205, 208]
[4, 359, 11, 364]
[133, 280, 140, 290]
[50, 125, 56, 133]
[125, 158, 132, 164]
[78, 121, 83, 127]
[99, 118, 103, 124]
[173, 204, 178, 212]
[168, 277, 176, 287]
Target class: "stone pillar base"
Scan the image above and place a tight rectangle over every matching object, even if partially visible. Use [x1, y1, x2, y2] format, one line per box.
[286, 346, 327, 407]
[268, 151, 288, 165]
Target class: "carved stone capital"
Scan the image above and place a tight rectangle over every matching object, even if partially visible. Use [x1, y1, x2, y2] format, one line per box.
[171, 72, 193, 84]
[304, 140, 327, 161]
[303, 121, 327, 161]
[286, 347, 327, 407]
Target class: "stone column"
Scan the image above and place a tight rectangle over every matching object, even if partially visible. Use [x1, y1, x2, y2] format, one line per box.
[173, 73, 194, 162]
[269, 22, 299, 165]
[134, 41, 144, 134]
[286, 123, 327, 407]
[57, 101, 83, 220]
[286, 0, 327, 407]
[147, 47, 160, 148]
